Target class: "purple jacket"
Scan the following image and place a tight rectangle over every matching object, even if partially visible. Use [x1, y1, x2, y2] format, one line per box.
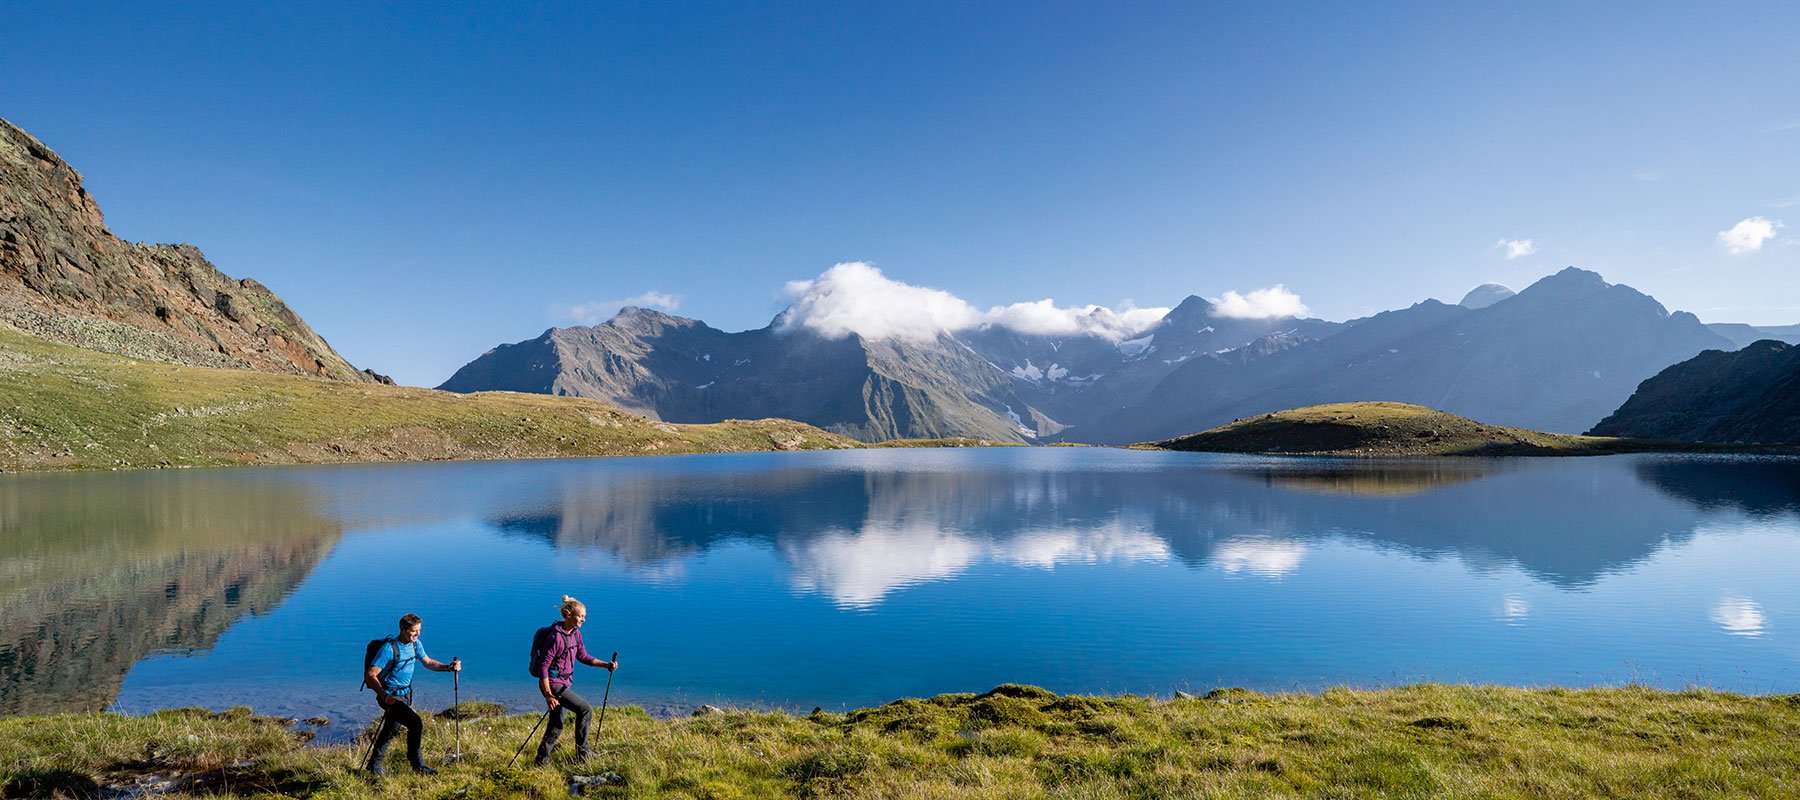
[532, 623, 594, 689]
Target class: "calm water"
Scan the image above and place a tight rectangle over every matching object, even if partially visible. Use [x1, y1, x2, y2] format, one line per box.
[3, 449, 1797, 741]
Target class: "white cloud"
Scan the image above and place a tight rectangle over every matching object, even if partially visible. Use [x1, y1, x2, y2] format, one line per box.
[1717, 217, 1783, 254]
[1496, 238, 1538, 259]
[1211, 285, 1309, 319]
[554, 291, 684, 325]
[984, 299, 1170, 341]
[776, 262, 1170, 342]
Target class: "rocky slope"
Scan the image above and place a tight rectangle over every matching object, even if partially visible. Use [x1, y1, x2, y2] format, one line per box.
[441, 308, 1040, 442]
[0, 117, 380, 382]
[1589, 339, 1800, 443]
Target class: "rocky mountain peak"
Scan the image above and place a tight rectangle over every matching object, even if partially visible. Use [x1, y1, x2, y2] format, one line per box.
[1161, 295, 1219, 325]
[0, 117, 377, 382]
[1519, 267, 1609, 299]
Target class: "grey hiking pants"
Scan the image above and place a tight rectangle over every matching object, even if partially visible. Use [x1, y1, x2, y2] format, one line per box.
[537, 685, 593, 758]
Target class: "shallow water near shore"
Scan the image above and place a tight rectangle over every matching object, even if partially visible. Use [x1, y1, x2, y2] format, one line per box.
[2, 449, 1796, 742]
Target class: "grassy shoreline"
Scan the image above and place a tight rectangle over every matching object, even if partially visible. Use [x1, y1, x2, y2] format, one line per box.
[3, 684, 1797, 798]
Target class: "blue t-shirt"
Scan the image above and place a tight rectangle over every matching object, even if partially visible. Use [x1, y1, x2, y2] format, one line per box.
[375, 639, 428, 692]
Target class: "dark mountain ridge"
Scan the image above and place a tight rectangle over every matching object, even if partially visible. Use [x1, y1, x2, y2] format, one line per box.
[1589, 339, 1800, 443]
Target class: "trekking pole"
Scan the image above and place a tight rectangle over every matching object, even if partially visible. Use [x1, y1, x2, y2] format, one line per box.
[508, 708, 551, 769]
[596, 652, 619, 733]
[449, 658, 462, 764]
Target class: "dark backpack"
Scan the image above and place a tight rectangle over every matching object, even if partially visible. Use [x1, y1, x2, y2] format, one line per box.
[527, 625, 556, 678]
[360, 636, 399, 691]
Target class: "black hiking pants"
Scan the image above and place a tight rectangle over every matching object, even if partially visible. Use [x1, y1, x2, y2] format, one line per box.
[368, 691, 426, 769]
[537, 685, 593, 760]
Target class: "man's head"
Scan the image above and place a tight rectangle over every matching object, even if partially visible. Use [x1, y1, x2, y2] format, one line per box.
[398, 613, 423, 643]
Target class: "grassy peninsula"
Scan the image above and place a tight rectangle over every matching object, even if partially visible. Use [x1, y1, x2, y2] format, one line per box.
[0, 326, 857, 472]
[1150, 402, 1681, 457]
[3, 684, 1797, 798]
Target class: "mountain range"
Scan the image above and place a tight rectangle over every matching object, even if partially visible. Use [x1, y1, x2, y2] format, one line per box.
[442, 268, 1765, 443]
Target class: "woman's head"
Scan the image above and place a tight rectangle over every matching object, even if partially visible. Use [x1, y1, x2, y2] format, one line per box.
[559, 595, 587, 627]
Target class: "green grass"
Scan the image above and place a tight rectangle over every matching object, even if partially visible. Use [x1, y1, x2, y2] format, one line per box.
[3, 684, 1797, 798]
[0, 326, 860, 472]
[1147, 401, 1760, 457]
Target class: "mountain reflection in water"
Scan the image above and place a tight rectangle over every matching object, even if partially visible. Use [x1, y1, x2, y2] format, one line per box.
[0, 472, 339, 715]
[491, 453, 1789, 601]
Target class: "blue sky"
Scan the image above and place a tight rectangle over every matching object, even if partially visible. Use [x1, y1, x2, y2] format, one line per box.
[5, 2, 1797, 386]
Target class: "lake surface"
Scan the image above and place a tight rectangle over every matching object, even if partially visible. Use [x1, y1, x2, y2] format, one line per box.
[3, 449, 1797, 741]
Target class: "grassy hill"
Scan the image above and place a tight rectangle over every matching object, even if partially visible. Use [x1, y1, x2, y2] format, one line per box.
[0, 326, 858, 472]
[2, 684, 1797, 798]
[1148, 401, 1657, 457]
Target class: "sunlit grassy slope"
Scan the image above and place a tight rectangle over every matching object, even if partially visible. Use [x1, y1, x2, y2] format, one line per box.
[1150, 402, 1672, 457]
[0, 326, 858, 471]
[3, 684, 1798, 798]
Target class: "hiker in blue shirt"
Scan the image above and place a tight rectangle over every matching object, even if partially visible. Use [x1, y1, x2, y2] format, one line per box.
[363, 613, 460, 776]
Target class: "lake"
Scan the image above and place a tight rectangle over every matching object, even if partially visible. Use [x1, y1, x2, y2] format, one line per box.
[2, 449, 1796, 741]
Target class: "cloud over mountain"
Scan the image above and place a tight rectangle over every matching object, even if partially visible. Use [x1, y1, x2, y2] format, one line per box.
[776, 262, 1172, 342]
[1212, 285, 1310, 319]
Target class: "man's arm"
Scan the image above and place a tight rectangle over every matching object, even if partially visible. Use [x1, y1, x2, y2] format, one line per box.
[365, 663, 392, 705]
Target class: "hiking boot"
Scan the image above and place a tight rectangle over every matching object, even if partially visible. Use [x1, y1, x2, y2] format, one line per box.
[411, 764, 438, 776]
[366, 761, 386, 777]
[533, 752, 551, 768]
[576, 748, 594, 763]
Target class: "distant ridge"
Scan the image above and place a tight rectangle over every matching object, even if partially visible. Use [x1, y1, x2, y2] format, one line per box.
[0, 117, 381, 382]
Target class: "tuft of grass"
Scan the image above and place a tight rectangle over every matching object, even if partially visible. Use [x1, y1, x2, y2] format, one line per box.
[4, 684, 1799, 798]
[439, 701, 507, 721]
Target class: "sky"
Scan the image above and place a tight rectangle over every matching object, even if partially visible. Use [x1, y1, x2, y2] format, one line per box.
[4, 2, 1797, 386]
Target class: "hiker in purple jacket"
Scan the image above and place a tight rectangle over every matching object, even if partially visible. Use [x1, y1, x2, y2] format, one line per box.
[530, 595, 617, 766]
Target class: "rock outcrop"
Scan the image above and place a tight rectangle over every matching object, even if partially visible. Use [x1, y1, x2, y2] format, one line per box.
[0, 117, 375, 381]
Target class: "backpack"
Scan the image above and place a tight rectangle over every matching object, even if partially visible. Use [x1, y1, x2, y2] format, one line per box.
[527, 625, 556, 678]
[360, 636, 399, 691]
